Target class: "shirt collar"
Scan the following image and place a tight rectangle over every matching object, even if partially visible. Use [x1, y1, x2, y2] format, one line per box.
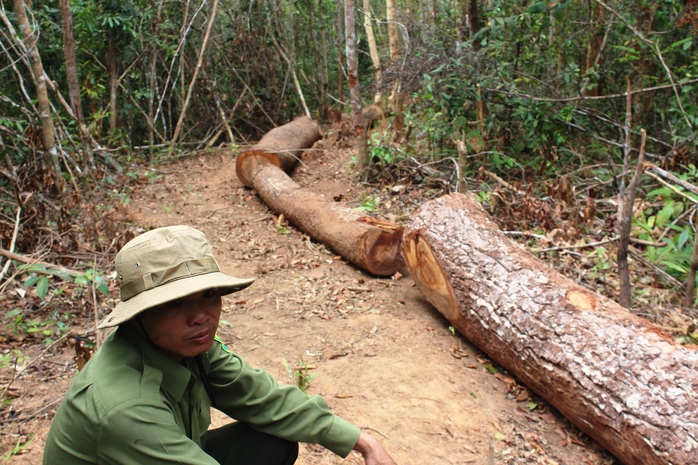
[118, 324, 194, 402]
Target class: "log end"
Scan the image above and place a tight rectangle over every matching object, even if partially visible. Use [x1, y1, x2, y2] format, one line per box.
[402, 230, 460, 322]
[360, 222, 405, 276]
[236, 150, 281, 188]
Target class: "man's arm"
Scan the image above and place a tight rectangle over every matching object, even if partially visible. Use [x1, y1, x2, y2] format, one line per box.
[353, 431, 398, 465]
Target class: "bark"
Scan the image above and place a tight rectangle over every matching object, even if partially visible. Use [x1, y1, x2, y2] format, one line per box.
[402, 193, 698, 465]
[344, 0, 368, 169]
[107, 29, 118, 134]
[336, 2, 344, 104]
[245, 163, 403, 276]
[386, 0, 403, 136]
[13, 0, 65, 193]
[362, 0, 382, 103]
[235, 116, 321, 188]
[59, 0, 93, 172]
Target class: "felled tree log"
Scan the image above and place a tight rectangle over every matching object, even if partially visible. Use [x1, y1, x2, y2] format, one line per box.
[247, 163, 403, 276]
[402, 193, 698, 465]
[236, 116, 320, 188]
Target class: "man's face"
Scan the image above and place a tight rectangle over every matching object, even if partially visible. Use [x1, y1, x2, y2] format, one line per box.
[136, 289, 222, 361]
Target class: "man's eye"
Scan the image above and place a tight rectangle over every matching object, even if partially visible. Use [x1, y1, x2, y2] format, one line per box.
[169, 299, 184, 308]
[204, 289, 220, 298]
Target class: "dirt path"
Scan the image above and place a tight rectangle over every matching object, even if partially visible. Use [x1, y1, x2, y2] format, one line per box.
[2, 144, 614, 464]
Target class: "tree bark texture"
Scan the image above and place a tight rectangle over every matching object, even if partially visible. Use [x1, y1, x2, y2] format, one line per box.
[362, 0, 382, 103]
[344, 0, 368, 168]
[59, 0, 94, 172]
[235, 116, 320, 188]
[402, 193, 698, 465]
[243, 163, 403, 276]
[13, 0, 65, 193]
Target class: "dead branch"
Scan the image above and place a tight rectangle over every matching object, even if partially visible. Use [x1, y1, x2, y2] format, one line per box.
[0, 247, 81, 277]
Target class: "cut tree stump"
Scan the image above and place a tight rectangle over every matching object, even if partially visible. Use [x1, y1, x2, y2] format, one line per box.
[236, 116, 320, 188]
[402, 193, 698, 465]
[244, 162, 403, 276]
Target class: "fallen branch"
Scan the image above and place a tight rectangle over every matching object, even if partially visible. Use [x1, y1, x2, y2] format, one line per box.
[0, 247, 81, 277]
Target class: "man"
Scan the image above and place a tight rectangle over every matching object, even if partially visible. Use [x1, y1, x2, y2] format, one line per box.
[43, 225, 397, 465]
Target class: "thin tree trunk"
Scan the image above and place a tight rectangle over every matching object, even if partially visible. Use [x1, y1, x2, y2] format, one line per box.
[13, 0, 64, 193]
[362, 0, 381, 103]
[147, 0, 165, 155]
[107, 29, 118, 134]
[337, 2, 344, 105]
[617, 79, 645, 309]
[172, 0, 219, 143]
[267, 19, 310, 119]
[59, 0, 93, 173]
[345, 0, 368, 169]
[386, 0, 403, 134]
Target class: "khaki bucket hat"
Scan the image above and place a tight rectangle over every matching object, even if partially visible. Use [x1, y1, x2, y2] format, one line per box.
[98, 225, 254, 329]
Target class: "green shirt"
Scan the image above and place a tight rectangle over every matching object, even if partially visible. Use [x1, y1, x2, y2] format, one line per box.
[43, 325, 360, 464]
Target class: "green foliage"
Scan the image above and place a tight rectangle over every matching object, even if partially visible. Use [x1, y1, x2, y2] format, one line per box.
[355, 194, 379, 212]
[0, 433, 34, 461]
[282, 358, 315, 393]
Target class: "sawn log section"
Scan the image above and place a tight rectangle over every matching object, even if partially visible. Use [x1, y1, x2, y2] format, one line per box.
[245, 163, 403, 276]
[235, 116, 320, 188]
[402, 193, 698, 465]
[235, 116, 403, 276]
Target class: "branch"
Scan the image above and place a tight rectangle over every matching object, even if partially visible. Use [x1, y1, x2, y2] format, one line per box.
[0, 206, 21, 282]
[172, 0, 219, 142]
[592, 0, 693, 129]
[0, 247, 81, 277]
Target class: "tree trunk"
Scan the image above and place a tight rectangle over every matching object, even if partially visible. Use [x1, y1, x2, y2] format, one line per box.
[244, 163, 403, 276]
[402, 193, 698, 465]
[59, 0, 93, 173]
[235, 116, 321, 188]
[107, 29, 118, 135]
[362, 0, 382, 103]
[345, 0, 368, 169]
[13, 0, 65, 194]
[173, 0, 219, 143]
[336, 2, 344, 105]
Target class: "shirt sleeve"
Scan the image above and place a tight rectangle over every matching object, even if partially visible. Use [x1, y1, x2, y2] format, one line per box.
[97, 398, 220, 465]
[205, 341, 361, 458]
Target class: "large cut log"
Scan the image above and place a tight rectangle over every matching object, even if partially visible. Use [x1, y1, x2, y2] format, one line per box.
[236, 116, 320, 188]
[402, 193, 698, 465]
[247, 162, 403, 276]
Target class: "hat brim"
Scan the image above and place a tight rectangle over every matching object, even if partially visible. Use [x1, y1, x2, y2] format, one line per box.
[98, 272, 254, 329]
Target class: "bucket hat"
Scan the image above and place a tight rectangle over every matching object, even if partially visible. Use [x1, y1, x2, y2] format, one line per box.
[98, 225, 254, 328]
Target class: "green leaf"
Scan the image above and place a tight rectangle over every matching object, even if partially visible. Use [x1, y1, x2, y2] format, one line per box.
[96, 282, 110, 295]
[24, 275, 41, 287]
[36, 277, 49, 299]
[526, 401, 538, 411]
[485, 364, 497, 374]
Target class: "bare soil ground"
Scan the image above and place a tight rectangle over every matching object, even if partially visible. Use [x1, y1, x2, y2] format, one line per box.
[1, 140, 617, 464]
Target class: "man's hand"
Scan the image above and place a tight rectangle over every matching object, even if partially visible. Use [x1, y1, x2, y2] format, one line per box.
[353, 431, 398, 465]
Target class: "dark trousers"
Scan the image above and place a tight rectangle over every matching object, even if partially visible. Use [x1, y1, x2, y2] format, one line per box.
[204, 422, 299, 465]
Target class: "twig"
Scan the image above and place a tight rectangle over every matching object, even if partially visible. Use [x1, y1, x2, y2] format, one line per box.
[0, 247, 81, 277]
[534, 236, 619, 254]
[0, 397, 63, 425]
[486, 78, 698, 103]
[644, 162, 698, 196]
[0, 205, 21, 282]
[628, 245, 684, 290]
[592, 0, 692, 129]
[172, 0, 219, 142]
[1, 331, 73, 400]
[644, 170, 698, 205]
